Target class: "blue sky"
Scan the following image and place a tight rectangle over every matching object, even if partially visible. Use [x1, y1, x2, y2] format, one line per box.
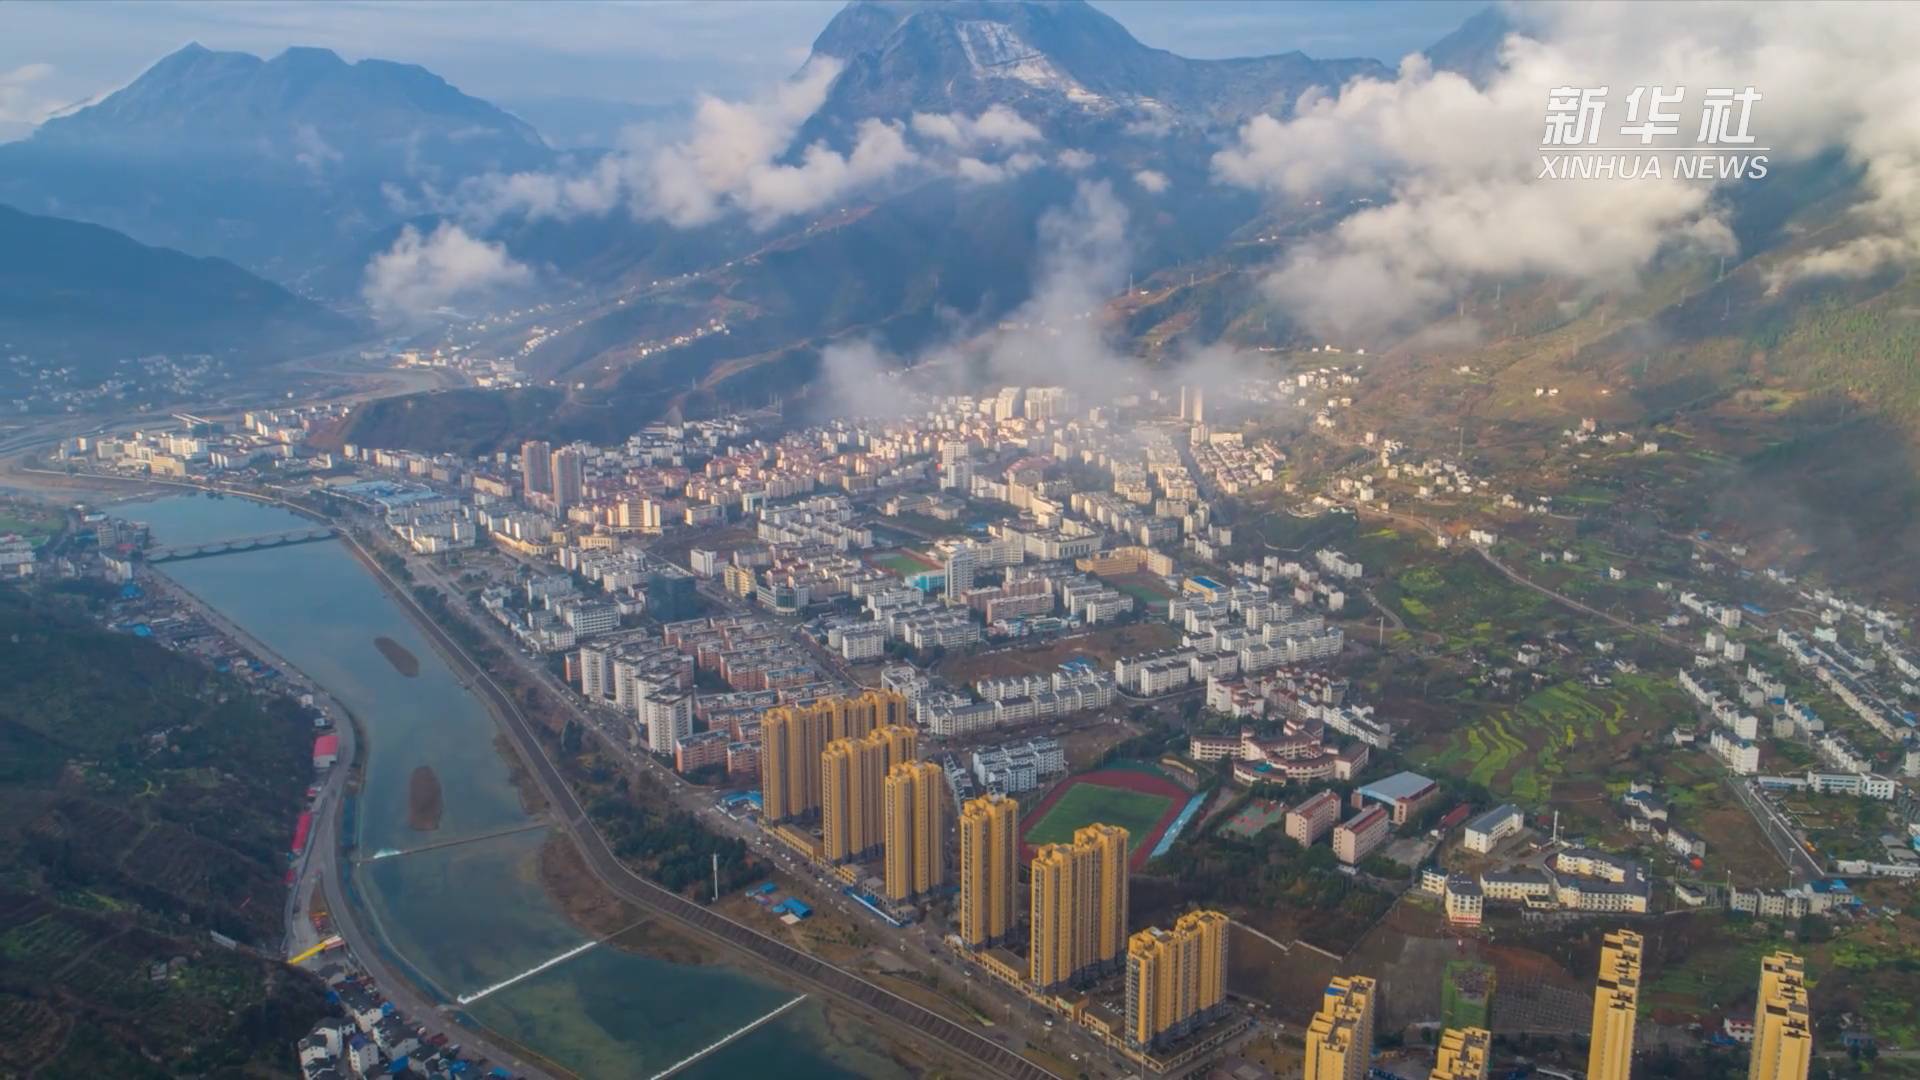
[0, 1, 1485, 141]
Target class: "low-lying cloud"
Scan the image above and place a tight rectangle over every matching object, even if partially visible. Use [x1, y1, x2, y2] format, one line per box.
[1211, 2, 1920, 339]
[363, 222, 531, 324]
[453, 62, 1060, 231]
[820, 178, 1268, 418]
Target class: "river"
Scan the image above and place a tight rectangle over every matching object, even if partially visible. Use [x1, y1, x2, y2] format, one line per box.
[130, 493, 895, 1079]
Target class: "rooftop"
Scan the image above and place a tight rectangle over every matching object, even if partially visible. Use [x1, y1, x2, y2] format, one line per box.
[1359, 770, 1437, 804]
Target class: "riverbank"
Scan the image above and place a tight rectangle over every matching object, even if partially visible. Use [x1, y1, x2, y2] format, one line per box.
[143, 562, 562, 1080]
[342, 518, 1038, 1080]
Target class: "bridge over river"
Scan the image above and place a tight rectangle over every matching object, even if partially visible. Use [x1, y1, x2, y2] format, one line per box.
[145, 527, 338, 563]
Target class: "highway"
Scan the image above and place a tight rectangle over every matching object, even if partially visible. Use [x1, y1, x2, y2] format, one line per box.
[342, 527, 1064, 1080]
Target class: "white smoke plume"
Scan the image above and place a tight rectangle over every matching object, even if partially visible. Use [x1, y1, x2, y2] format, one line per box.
[1212, 2, 1920, 339]
[362, 223, 531, 324]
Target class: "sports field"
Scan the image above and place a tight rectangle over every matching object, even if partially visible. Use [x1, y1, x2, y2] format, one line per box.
[1019, 765, 1191, 869]
[1221, 799, 1285, 839]
[1025, 785, 1170, 851]
[870, 549, 939, 577]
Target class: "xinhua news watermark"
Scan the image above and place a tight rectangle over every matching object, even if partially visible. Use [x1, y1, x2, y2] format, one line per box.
[1538, 85, 1768, 180]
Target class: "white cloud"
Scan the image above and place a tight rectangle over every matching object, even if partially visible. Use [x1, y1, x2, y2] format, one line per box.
[362, 222, 531, 323]
[292, 122, 342, 174]
[956, 151, 1043, 185]
[910, 105, 1043, 152]
[0, 62, 60, 128]
[1056, 148, 1096, 171]
[449, 66, 1061, 230]
[1132, 168, 1170, 194]
[1210, 3, 1920, 338]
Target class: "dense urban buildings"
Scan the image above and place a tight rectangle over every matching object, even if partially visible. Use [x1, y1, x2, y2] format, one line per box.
[1029, 824, 1130, 989]
[820, 724, 917, 863]
[761, 690, 910, 823]
[1586, 930, 1645, 1080]
[957, 794, 1020, 948]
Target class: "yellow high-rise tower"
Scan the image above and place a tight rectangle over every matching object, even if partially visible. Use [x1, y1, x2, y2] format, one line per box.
[821, 723, 918, 863]
[882, 760, 946, 901]
[1027, 823, 1130, 989]
[1587, 930, 1644, 1080]
[761, 690, 908, 823]
[1306, 975, 1377, 1080]
[958, 793, 1019, 948]
[1082, 823, 1130, 970]
[1749, 952, 1812, 1080]
[1124, 910, 1229, 1049]
[1431, 1027, 1491, 1080]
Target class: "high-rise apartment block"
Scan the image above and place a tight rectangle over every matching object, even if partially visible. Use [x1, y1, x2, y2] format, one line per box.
[1431, 1027, 1491, 1080]
[1124, 910, 1229, 1050]
[761, 690, 910, 823]
[551, 447, 585, 512]
[520, 440, 552, 498]
[821, 723, 917, 863]
[883, 760, 947, 901]
[1306, 975, 1377, 1080]
[1587, 930, 1644, 1080]
[1029, 823, 1130, 989]
[1749, 952, 1812, 1080]
[958, 793, 1019, 948]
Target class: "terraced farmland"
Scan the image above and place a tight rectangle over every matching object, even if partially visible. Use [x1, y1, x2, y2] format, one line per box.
[1418, 675, 1684, 806]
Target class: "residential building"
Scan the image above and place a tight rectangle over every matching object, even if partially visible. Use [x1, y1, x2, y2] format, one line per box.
[1463, 804, 1523, 853]
[640, 690, 692, 755]
[1587, 930, 1644, 1080]
[1333, 806, 1390, 865]
[884, 760, 948, 902]
[958, 794, 1019, 948]
[1286, 790, 1342, 846]
[520, 439, 551, 498]
[1444, 875, 1484, 926]
[822, 732, 887, 864]
[1749, 952, 1813, 1080]
[1431, 1027, 1492, 1080]
[761, 690, 910, 822]
[1124, 910, 1229, 1050]
[1305, 975, 1377, 1080]
[551, 447, 585, 511]
[1029, 824, 1130, 989]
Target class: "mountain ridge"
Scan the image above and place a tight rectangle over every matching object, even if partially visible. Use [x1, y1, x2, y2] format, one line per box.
[0, 42, 555, 280]
[0, 202, 359, 377]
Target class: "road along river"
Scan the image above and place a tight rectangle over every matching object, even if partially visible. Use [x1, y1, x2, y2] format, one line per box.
[129, 493, 892, 1080]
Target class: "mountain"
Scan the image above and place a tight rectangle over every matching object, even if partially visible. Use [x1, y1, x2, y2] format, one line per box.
[0, 585, 328, 1074]
[0, 44, 555, 284]
[808, 0, 1389, 131]
[1421, 5, 1512, 86]
[0, 203, 359, 372]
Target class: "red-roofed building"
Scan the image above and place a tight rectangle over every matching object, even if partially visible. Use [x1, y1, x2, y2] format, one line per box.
[1333, 805, 1390, 864]
[313, 733, 340, 770]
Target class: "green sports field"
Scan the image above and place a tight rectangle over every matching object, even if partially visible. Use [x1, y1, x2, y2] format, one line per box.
[1023, 783, 1171, 854]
